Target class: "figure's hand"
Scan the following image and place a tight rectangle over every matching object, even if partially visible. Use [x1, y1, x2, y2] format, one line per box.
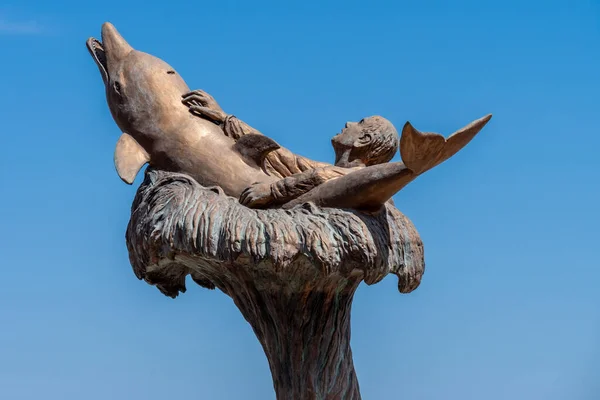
[182, 89, 223, 111]
[239, 183, 273, 208]
[182, 89, 226, 124]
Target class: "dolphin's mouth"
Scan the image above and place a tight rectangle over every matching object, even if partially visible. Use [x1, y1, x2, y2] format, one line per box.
[86, 37, 108, 84]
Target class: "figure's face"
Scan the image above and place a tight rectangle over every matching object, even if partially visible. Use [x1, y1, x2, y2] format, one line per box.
[331, 119, 366, 149]
[331, 117, 378, 167]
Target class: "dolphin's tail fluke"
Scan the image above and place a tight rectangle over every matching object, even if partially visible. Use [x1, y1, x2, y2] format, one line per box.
[400, 114, 492, 175]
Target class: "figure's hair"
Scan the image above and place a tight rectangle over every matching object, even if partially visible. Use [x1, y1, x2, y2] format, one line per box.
[360, 116, 399, 166]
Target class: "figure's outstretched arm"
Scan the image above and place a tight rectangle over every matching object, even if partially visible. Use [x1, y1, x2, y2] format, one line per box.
[282, 162, 414, 212]
[240, 166, 350, 208]
[181, 90, 332, 177]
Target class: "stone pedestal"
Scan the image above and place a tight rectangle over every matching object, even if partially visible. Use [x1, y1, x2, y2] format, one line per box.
[125, 169, 425, 399]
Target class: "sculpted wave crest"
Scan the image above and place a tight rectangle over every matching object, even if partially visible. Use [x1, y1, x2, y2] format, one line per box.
[126, 169, 425, 298]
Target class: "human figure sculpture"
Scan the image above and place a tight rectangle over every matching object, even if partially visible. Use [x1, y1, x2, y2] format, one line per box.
[182, 89, 491, 211]
[182, 90, 400, 207]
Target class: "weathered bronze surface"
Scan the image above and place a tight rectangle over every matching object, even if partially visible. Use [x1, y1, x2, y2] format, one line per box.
[88, 22, 492, 399]
[127, 168, 424, 399]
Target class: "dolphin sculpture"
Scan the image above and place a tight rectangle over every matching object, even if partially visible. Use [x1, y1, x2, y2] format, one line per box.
[86, 23, 279, 195]
[87, 23, 492, 212]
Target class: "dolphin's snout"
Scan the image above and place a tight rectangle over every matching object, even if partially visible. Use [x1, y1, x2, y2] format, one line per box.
[101, 22, 134, 69]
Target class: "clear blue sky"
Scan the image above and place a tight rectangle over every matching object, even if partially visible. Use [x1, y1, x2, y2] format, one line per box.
[1, 1, 599, 399]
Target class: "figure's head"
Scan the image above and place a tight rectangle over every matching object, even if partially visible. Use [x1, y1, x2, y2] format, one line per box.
[331, 116, 399, 168]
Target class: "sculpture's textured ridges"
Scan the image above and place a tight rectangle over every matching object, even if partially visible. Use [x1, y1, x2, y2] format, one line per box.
[126, 169, 425, 298]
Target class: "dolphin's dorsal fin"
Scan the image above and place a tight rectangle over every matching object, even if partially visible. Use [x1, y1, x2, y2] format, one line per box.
[233, 134, 281, 170]
[114, 133, 150, 184]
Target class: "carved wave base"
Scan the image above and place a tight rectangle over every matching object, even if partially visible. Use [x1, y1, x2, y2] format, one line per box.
[126, 169, 426, 399]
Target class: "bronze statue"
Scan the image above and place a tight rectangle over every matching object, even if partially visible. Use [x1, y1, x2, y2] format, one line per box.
[88, 22, 493, 400]
[182, 90, 491, 211]
[88, 22, 491, 213]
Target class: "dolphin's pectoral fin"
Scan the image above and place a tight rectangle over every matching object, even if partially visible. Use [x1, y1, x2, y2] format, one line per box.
[400, 114, 492, 175]
[234, 133, 281, 170]
[114, 133, 150, 184]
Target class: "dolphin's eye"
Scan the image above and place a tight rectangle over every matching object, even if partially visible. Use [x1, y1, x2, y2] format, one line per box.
[113, 81, 122, 95]
[166, 70, 175, 75]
